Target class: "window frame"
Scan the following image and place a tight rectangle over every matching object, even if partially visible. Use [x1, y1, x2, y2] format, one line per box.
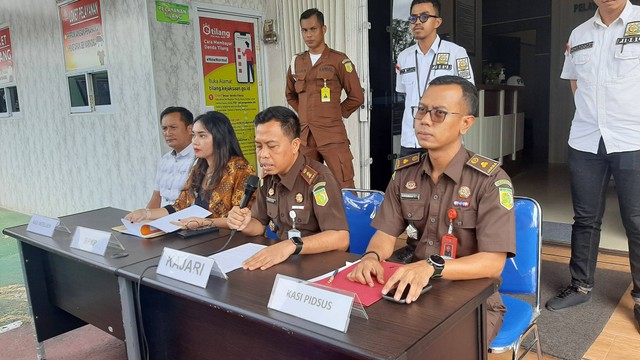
[66, 68, 112, 114]
[0, 85, 20, 118]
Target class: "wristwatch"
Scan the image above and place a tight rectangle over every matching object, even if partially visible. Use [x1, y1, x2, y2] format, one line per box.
[427, 254, 445, 279]
[290, 236, 304, 255]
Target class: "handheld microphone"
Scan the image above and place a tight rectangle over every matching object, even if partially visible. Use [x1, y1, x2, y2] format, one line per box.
[238, 174, 260, 209]
[226, 175, 260, 245]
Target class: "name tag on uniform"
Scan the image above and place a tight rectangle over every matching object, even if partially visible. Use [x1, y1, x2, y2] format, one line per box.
[432, 64, 452, 70]
[266, 197, 277, 204]
[570, 41, 593, 53]
[400, 193, 420, 200]
[399, 67, 416, 74]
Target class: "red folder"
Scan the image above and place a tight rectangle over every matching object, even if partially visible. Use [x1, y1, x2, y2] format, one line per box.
[315, 261, 403, 307]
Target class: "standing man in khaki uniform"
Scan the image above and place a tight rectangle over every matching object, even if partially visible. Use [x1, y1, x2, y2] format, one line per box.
[227, 106, 349, 271]
[346, 76, 515, 346]
[285, 8, 365, 189]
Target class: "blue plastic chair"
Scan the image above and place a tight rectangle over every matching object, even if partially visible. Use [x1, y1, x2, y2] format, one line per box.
[489, 196, 543, 359]
[341, 188, 384, 255]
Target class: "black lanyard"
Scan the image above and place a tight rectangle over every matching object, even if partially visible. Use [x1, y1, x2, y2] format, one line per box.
[415, 39, 442, 99]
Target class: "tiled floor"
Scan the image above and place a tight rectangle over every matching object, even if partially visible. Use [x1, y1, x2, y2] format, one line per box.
[511, 163, 628, 252]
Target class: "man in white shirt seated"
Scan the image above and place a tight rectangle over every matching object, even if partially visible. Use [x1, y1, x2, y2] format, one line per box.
[147, 106, 196, 208]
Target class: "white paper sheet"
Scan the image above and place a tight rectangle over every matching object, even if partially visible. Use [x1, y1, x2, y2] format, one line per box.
[120, 205, 212, 237]
[208, 243, 267, 273]
[149, 205, 212, 232]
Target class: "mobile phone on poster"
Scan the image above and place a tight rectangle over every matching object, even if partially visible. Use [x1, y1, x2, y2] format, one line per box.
[234, 31, 253, 84]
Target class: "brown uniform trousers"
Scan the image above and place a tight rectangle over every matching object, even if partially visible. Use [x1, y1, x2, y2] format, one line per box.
[286, 46, 365, 189]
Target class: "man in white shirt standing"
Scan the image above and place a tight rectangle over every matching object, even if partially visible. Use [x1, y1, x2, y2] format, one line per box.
[546, 0, 640, 332]
[396, 0, 474, 157]
[146, 107, 195, 208]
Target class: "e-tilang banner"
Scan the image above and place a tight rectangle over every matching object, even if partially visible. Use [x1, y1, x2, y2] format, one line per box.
[0, 27, 14, 85]
[59, 0, 106, 72]
[199, 14, 258, 168]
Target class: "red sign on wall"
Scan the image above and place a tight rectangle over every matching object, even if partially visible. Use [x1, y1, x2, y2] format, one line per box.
[59, 0, 106, 71]
[0, 27, 14, 85]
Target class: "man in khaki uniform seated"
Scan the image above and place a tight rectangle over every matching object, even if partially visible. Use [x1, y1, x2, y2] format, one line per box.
[347, 75, 516, 346]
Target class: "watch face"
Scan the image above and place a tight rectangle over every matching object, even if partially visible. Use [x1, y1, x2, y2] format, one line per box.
[430, 255, 445, 266]
[291, 236, 303, 245]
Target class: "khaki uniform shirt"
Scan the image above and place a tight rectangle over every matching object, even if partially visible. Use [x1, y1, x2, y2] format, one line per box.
[251, 154, 349, 239]
[285, 46, 364, 147]
[373, 147, 516, 340]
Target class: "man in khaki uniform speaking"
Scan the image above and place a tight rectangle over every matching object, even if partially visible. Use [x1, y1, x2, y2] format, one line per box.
[227, 106, 349, 271]
[285, 8, 365, 189]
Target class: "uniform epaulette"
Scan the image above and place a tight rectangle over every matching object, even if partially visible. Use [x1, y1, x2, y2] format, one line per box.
[300, 164, 319, 185]
[329, 48, 347, 57]
[466, 153, 499, 176]
[394, 153, 422, 171]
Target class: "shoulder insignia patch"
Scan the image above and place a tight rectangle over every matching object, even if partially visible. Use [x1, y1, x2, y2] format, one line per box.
[314, 187, 329, 206]
[394, 153, 421, 171]
[312, 181, 327, 192]
[456, 57, 472, 79]
[494, 179, 512, 188]
[342, 59, 353, 73]
[301, 165, 319, 185]
[456, 57, 470, 71]
[499, 187, 514, 210]
[466, 154, 499, 176]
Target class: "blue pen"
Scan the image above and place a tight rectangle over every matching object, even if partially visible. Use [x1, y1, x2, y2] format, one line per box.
[327, 269, 339, 284]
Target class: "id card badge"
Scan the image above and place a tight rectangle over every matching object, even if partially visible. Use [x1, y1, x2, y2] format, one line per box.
[321, 79, 330, 102]
[440, 209, 458, 259]
[440, 234, 458, 259]
[288, 229, 301, 239]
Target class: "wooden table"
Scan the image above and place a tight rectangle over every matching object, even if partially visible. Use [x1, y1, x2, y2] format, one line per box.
[3, 207, 226, 360]
[118, 233, 498, 360]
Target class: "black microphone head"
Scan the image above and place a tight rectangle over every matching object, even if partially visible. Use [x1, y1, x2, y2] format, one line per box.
[239, 174, 260, 209]
[245, 175, 260, 193]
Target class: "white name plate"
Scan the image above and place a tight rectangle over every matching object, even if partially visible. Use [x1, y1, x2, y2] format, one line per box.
[70, 226, 112, 256]
[157, 248, 218, 288]
[26, 214, 60, 237]
[268, 274, 354, 332]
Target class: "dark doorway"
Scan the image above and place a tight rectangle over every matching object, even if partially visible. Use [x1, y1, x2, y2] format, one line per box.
[368, 0, 395, 191]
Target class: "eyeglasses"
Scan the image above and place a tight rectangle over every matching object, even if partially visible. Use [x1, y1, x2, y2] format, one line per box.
[411, 106, 462, 123]
[408, 13, 439, 24]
